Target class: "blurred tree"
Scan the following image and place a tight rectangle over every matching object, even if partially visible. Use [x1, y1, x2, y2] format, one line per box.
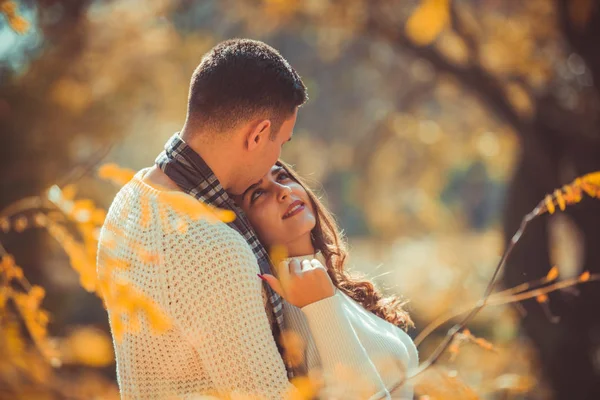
[221, 0, 600, 398]
[2, 0, 600, 398]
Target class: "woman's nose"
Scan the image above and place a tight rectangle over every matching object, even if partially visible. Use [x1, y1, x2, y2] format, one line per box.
[277, 184, 292, 202]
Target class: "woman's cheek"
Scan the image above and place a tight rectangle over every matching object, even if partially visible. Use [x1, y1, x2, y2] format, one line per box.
[250, 207, 277, 245]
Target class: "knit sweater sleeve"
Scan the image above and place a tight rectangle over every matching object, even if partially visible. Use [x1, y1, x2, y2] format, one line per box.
[162, 221, 298, 400]
[301, 290, 391, 400]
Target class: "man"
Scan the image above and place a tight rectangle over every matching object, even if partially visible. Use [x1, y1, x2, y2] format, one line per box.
[97, 38, 308, 399]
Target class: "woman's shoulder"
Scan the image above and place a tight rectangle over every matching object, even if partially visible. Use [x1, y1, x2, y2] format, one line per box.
[337, 290, 419, 366]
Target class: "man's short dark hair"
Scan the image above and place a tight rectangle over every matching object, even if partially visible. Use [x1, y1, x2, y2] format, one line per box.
[187, 38, 308, 138]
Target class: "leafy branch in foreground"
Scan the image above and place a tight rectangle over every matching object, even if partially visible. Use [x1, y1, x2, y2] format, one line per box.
[0, 0, 29, 34]
[0, 163, 235, 366]
[385, 171, 600, 394]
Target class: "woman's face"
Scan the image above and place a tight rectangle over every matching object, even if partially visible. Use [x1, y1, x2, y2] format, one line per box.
[235, 165, 316, 250]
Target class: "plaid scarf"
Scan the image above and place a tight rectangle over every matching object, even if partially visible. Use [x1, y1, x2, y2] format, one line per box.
[155, 133, 295, 379]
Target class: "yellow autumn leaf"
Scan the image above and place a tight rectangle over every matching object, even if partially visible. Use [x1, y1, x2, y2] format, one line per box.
[72, 199, 95, 213]
[544, 194, 556, 214]
[79, 270, 97, 292]
[91, 208, 107, 225]
[140, 199, 151, 228]
[139, 248, 160, 264]
[61, 184, 77, 201]
[98, 163, 136, 186]
[280, 330, 306, 368]
[211, 207, 236, 223]
[580, 172, 600, 198]
[270, 244, 288, 267]
[159, 191, 235, 223]
[29, 285, 46, 303]
[144, 302, 172, 333]
[562, 185, 580, 203]
[583, 171, 600, 185]
[405, 0, 450, 46]
[111, 315, 124, 342]
[288, 376, 320, 400]
[554, 189, 566, 211]
[62, 327, 114, 367]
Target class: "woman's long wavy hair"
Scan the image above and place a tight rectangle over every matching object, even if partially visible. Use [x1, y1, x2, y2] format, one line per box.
[276, 161, 414, 331]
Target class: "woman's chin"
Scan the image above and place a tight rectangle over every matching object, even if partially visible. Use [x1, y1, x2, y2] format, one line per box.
[275, 229, 316, 256]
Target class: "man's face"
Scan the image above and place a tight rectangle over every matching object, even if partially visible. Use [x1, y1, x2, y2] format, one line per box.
[234, 108, 298, 194]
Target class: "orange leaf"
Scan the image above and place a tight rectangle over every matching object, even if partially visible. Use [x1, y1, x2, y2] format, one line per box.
[474, 337, 494, 351]
[0, 1, 18, 14]
[546, 266, 559, 281]
[448, 342, 460, 355]
[536, 294, 548, 303]
[14, 216, 28, 232]
[0, 217, 9, 232]
[580, 271, 591, 282]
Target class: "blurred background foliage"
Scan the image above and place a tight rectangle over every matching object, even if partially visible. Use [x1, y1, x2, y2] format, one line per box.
[1, 0, 600, 399]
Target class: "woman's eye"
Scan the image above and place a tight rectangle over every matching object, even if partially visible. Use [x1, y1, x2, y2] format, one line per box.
[277, 172, 290, 181]
[250, 189, 264, 203]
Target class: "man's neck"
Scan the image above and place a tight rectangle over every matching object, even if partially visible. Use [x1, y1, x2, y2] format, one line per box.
[180, 129, 237, 191]
[144, 165, 181, 191]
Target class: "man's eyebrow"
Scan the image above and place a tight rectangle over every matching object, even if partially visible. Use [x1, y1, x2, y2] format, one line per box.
[272, 166, 284, 175]
[242, 179, 262, 201]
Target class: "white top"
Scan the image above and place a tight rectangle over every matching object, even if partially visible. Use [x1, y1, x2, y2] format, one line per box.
[284, 252, 418, 399]
[97, 168, 417, 400]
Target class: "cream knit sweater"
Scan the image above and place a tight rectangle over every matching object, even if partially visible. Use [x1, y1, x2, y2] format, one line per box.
[286, 253, 418, 400]
[97, 168, 417, 400]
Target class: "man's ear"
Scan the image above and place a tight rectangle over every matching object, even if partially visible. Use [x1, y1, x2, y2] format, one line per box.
[246, 119, 271, 151]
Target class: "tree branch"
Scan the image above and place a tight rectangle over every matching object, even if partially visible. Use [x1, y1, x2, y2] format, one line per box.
[362, 5, 528, 138]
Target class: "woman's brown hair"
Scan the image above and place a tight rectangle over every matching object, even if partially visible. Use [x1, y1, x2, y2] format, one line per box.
[276, 160, 414, 330]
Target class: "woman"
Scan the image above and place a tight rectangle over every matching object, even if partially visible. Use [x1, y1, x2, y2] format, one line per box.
[233, 161, 419, 399]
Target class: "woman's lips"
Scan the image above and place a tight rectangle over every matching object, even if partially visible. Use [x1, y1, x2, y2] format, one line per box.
[283, 201, 305, 219]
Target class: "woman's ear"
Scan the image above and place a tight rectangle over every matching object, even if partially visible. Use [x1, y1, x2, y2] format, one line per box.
[246, 119, 271, 151]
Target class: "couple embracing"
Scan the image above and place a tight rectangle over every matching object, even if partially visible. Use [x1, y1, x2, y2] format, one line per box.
[98, 38, 418, 400]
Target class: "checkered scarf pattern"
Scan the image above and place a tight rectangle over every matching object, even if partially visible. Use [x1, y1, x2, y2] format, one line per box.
[155, 133, 295, 379]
